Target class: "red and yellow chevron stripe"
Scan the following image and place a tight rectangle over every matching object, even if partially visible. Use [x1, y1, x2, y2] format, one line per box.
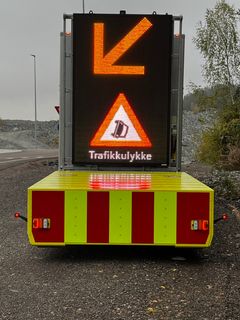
[28, 171, 214, 247]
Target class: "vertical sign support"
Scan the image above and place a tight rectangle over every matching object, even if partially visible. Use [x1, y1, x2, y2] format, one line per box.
[60, 14, 73, 169]
[175, 16, 184, 171]
[82, 0, 85, 14]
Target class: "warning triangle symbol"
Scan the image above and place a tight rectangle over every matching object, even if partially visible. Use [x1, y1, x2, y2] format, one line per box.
[90, 93, 152, 147]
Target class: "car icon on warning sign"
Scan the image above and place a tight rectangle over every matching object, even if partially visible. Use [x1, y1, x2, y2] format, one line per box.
[90, 93, 152, 147]
[112, 120, 129, 138]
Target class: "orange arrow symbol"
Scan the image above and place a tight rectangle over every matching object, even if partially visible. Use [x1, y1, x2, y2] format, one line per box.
[93, 17, 152, 75]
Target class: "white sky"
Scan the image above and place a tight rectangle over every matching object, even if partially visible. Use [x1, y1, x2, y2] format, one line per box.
[0, 0, 239, 120]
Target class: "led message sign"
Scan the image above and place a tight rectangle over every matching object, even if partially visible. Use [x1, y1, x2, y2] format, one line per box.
[72, 13, 173, 166]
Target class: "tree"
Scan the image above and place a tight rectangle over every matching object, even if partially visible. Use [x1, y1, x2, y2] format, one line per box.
[193, 0, 240, 104]
[189, 83, 232, 111]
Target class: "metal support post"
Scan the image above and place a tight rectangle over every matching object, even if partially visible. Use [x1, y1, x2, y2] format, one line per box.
[31, 54, 37, 141]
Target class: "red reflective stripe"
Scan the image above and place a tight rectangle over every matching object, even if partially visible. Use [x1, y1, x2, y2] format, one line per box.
[177, 192, 210, 244]
[132, 192, 154, 243]
[87, 192, 109, 243]
[32, 191, 64, 243]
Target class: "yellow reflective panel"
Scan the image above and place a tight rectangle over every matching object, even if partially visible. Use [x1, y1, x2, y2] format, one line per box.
[29, 171, 213, 193]
[65, 190, 87, 244]
[154, 192, 176, 245]
[109, 191, 132, 244]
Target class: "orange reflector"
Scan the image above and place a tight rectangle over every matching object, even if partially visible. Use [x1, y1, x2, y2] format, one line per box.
[202, 220, 209, 231]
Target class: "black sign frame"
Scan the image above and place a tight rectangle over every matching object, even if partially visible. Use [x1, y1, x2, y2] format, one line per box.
[72, 13, 173, 167]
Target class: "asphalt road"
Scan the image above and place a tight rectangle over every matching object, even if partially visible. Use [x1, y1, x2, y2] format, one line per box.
[0, 160, 239, 320]
[0, 149, 58, 170]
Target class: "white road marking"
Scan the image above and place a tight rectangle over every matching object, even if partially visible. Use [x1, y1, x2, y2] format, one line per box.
[0, 156, 49, 164]
[0, 150, 58, 167]
[0, 149, 22, 154]
[0, 159, 25, 164]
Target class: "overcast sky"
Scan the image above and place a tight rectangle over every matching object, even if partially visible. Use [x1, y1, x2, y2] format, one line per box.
[0, 0, 239, 120]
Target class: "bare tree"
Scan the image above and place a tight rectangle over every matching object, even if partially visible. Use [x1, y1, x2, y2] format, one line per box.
[193, 0, 240, 104]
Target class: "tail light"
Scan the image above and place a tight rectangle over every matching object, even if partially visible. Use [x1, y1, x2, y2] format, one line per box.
[33, 218, 51, 229]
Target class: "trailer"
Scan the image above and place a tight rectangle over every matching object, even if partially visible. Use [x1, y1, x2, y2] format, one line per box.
[26, 12, 214, 247]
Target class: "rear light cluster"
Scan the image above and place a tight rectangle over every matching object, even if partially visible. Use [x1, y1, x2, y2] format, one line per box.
[33, 218, 51, 229]
[191, 219, 208, 231]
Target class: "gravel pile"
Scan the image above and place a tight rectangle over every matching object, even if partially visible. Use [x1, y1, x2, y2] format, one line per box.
[0, 120, 58, 149]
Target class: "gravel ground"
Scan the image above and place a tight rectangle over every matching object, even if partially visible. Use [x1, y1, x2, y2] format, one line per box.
[0, 161, 239, 320]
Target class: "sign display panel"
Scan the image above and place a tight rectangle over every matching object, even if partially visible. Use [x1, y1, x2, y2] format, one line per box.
[72, 13, 173, 166]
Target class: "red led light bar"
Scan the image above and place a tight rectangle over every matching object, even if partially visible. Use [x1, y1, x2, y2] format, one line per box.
[89, 173, 151, 190]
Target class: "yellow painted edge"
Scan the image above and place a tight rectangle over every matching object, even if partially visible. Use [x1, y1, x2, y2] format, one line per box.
[28, 242, 210, 247]
[28, 171, 214, 193]
[27, 189, 35, 245]
[206, 190, 214, 246]
[33, 243, 209, 247]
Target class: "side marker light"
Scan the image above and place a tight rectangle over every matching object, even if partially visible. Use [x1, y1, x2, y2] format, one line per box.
[15, 212, 20, 218]
[214, 213, 229, 224]
[222, 213, 228, 221]
[14, 212, 27, 222]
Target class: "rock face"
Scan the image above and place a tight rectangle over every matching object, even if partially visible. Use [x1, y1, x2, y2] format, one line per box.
[0, 120, 58, 149]
[182, 110, 217, 164]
